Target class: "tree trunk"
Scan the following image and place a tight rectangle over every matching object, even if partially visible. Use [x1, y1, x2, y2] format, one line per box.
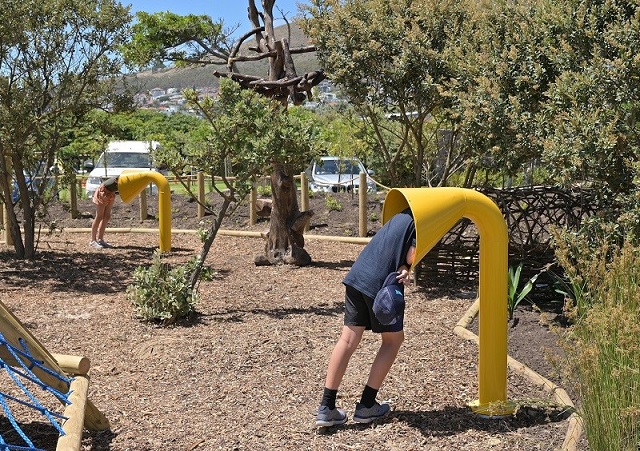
[255, 162, 313, 266]
[189, 197, 232, 290]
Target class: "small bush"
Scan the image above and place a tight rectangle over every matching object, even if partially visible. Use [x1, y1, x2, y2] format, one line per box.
[257, 184, 272, 196]
[127, 250, 200, 325]
[325, 195, 343, 212]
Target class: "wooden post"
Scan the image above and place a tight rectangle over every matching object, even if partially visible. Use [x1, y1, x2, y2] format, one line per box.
[57, 375, 89, 451]
[70, 176, 79, 219]
[139, 189, 148, 221]
[300, 172, 310, 233]
[52, 353, 91, 376]
[249, 184, 257, 226]
[197, 171, 205, 219]
[359, 172, 367, 237]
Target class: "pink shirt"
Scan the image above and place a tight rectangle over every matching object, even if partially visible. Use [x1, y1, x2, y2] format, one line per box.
[92, 184, 116, 206]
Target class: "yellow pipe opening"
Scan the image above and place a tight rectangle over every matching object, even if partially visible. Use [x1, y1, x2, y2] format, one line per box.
[117, 170, 172, 252]
[383, 187, 514, 416]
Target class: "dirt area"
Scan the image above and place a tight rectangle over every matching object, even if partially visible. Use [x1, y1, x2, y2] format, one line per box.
[0, 191, 584, 450]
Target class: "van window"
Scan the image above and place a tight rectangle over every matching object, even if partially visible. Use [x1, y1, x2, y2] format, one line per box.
[97, 152, 152, 168]
[316, 159, 359, 175]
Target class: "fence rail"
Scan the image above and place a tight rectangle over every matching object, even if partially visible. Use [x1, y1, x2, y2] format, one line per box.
[65, 171, 378, 238]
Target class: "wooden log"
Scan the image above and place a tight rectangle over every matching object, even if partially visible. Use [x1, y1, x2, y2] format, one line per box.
[83, 399, 110, 431]
[197, 172, 205, 219]
[139, 189, 148, 221]
[255, 198, 272, 218]
[52, 354, 90, 376]
[57, 375, 89, 451]
[250, 186, 258, 225]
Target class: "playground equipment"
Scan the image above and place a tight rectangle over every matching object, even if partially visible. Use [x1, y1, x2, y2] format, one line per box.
[117, 170, 172, 252]
[382, 187, 514, 416]
[0, 299, 109, 450]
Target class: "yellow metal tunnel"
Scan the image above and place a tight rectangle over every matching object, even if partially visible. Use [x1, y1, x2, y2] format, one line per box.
[383, 187, 513, 416]
[117, 170, 172, 252]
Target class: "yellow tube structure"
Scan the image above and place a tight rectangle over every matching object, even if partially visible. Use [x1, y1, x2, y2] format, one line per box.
[383, 187, 514, 417]
[117, 170, 172, 252]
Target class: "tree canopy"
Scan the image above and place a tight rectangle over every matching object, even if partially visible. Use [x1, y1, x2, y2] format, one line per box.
[301, 0, 470, 187]
[0, 0, 131, 258]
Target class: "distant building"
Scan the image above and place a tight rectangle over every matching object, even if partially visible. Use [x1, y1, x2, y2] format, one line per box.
[149, 87, 166, 98]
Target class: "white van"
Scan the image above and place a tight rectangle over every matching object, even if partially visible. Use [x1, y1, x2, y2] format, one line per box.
[85, 140, 163, 197]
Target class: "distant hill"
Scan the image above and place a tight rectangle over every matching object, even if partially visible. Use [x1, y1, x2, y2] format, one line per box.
[130, 23, 320, 94]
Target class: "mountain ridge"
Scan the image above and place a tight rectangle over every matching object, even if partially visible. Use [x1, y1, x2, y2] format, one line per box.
[131, 23, 320, 93]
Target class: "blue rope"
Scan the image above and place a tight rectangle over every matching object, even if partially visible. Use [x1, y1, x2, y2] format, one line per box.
[0, 392, 34, 447]
[1, 336, 71, 401]
[0, 331, 76, 449]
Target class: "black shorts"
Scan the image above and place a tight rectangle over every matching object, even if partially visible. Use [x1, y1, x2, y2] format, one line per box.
[344, 284, 404, 333]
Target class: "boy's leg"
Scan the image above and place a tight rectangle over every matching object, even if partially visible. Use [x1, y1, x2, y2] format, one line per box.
[352, 330, 404, 423]
[97, 203, 113, 241]
[317, 325, 364, 427]
[324, 325, 365, 390]
[91, 204, 106, 242]
[365, 330, 404, 389]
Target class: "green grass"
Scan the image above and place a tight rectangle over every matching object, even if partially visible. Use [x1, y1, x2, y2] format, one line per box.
[555, 235, 640, 449]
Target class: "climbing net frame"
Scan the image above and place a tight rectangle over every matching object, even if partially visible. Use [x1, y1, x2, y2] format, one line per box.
[0, 301, 109, 451]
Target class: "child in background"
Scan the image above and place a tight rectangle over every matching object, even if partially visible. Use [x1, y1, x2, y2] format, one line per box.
[90, 177, 118, 249]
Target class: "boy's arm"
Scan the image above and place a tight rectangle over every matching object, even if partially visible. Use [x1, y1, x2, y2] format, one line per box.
[397, 245, 416, 285]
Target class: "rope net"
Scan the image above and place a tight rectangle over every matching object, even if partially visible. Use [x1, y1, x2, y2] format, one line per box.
[0, 331, 72, 451]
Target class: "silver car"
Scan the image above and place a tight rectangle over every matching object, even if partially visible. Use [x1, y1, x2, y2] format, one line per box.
[306, 156, 376, 193]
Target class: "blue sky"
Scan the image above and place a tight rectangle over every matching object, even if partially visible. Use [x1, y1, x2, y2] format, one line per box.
[125, 1, 310, 31]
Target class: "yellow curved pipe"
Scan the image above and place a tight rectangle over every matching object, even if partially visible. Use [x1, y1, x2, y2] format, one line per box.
[117, 170, 172, 252]
[383, 187, 513, 416]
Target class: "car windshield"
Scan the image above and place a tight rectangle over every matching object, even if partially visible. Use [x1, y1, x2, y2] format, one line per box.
[316, 159, 359, 175]
[97, 152, 151, 168]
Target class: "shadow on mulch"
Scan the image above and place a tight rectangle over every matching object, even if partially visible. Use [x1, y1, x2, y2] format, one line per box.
[0, 246, 194, 295]
[0, 417, 116, 451]
[175, 302, 345, 328]
[318, 404, 572, 437]
[416, 276, 567, 315]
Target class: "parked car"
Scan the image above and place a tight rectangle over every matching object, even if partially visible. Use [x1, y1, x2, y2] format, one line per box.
[305, 156, 376, 193]
[84, 140, 163, 197]
[11, 161, 57, 203]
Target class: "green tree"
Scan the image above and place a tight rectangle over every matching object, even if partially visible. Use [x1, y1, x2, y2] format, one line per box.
[540, 0, 640, 193]
[178, 80, 320, 280]
[446, 0, 563, 188]
[0, 0, 131, 258]
[124, 1, 326, 267]
[301, 0, 469, 187]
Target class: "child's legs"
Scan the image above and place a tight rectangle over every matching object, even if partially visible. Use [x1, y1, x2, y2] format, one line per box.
[366, 330, 404, 390]
[91, 204, 107, 241]
[325, 325, 365, 390]
[97, 203, 113, 240]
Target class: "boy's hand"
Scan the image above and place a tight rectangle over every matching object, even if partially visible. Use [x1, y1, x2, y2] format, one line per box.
[396, 267, 412, 285]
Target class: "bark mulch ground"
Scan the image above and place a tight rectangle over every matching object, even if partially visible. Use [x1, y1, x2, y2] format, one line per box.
[0, 191, 584, 450]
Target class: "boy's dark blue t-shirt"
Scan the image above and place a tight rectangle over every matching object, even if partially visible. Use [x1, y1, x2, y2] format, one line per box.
[343, 208, 416, 299]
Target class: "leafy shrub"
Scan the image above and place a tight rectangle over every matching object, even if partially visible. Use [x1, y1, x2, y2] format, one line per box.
[507, 263, 539, 320]
[127, 250, 202, 325]
[257, 184, 272, 196]
[325, 195, 343, 212]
